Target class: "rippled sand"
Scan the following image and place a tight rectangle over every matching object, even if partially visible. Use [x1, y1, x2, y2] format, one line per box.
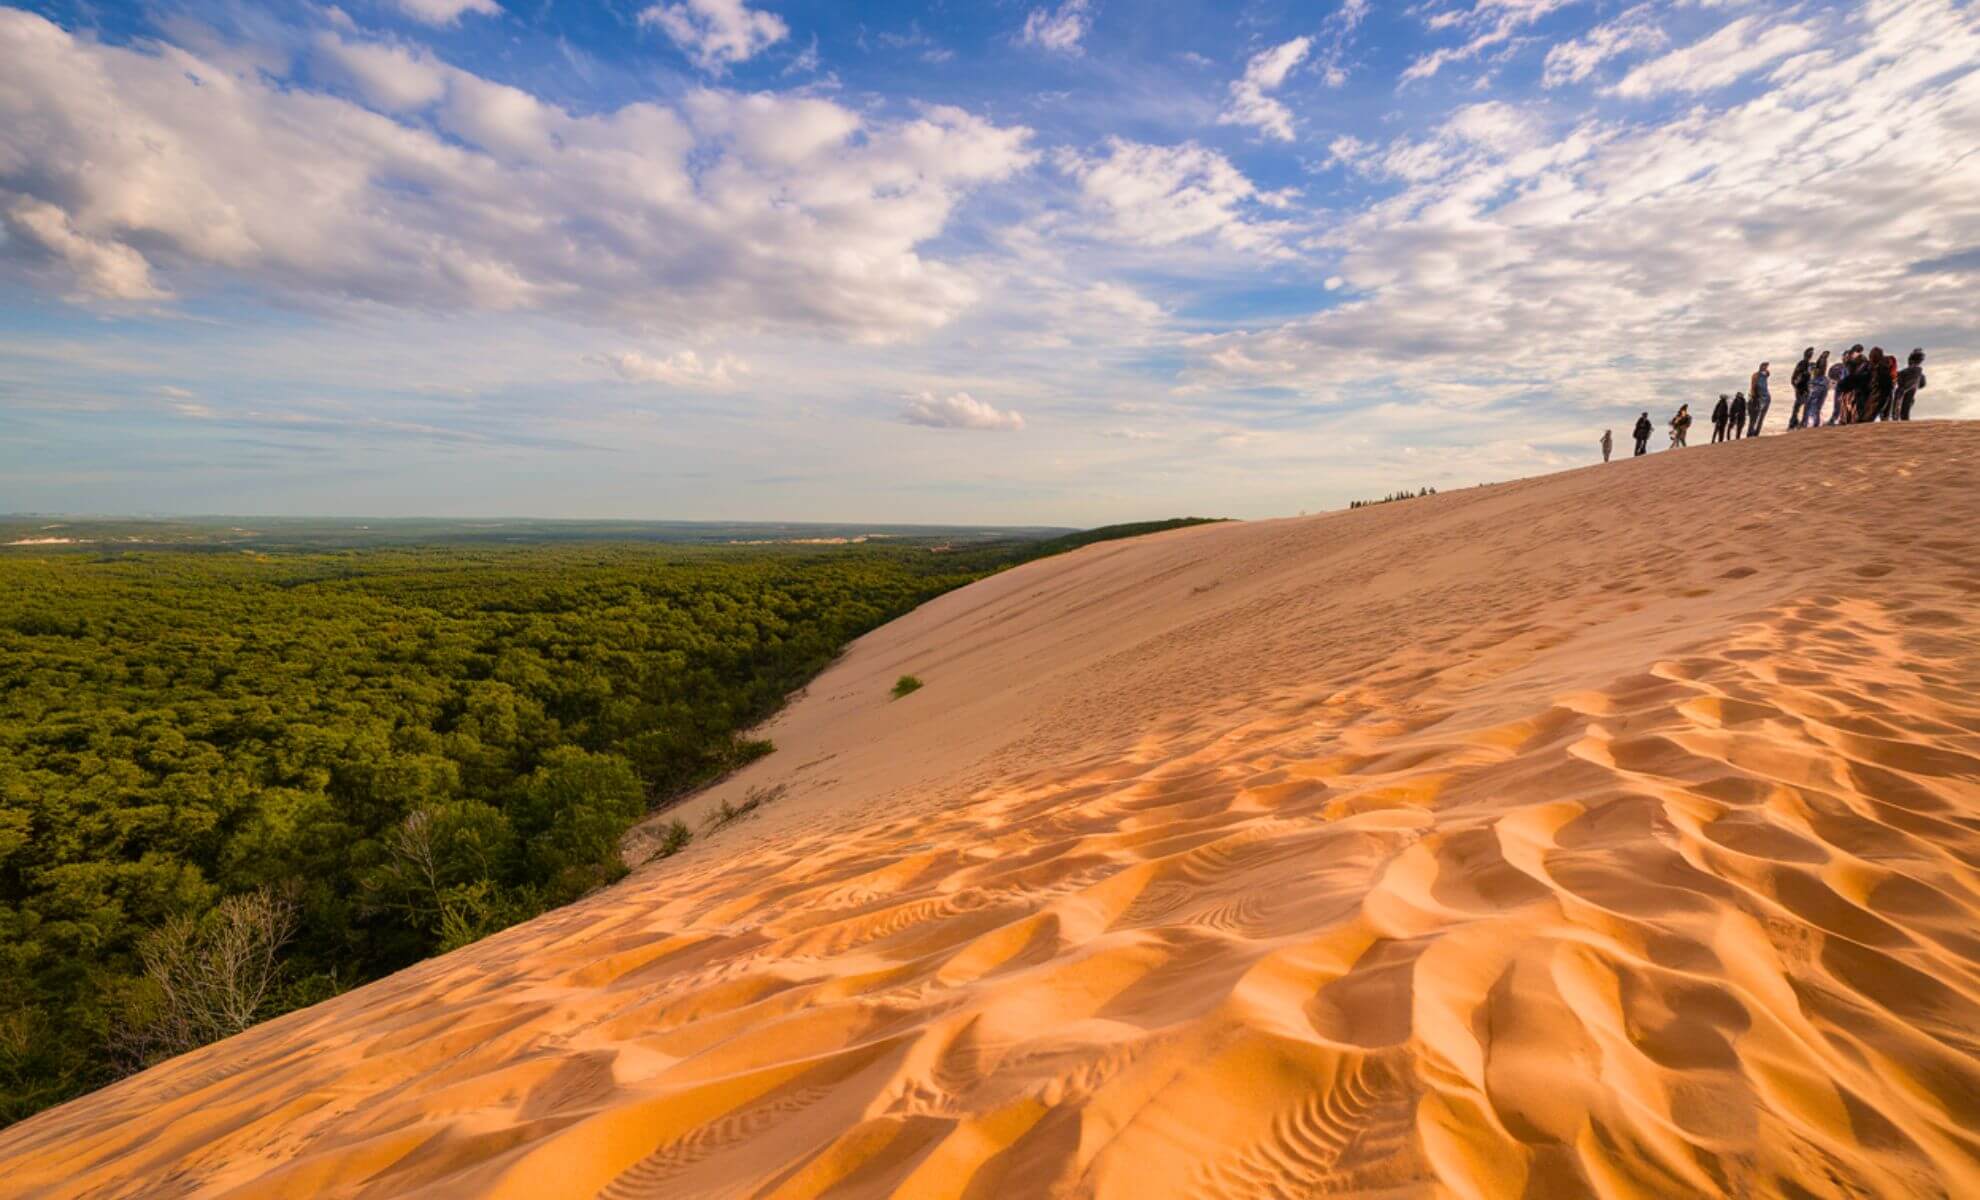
[6, 422, 1979, 1198]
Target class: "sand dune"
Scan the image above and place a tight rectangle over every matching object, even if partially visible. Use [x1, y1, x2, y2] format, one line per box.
[6, 422, 1980, 1198]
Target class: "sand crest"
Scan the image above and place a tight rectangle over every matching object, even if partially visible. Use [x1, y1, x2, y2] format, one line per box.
[5, 422, 1979, 1198]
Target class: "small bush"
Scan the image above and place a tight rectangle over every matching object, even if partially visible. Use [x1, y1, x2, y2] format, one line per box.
[659, 819, 692, 856]
[892, 675, 924, 699]
[702, 784, 787, 833]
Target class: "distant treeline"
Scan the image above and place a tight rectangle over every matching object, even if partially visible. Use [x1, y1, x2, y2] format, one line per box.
[0, 521, 1218, 1123]
[1348, 488, 1438, 510]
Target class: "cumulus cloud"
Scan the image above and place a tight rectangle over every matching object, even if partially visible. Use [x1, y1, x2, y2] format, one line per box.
[0, 12, 1033, 340]
[1189, 0, 1980, 424]
[899, 391, 1025, 431]
[395, 0, 501, 26]
[3, 197, 168, 300]
[1542, 4, 1667, 88]
[1056, 138, 1297, 254]
[602, 349, 748, 388]
[1218, 38, 1311, 141]
[1608, 15, 1816, 98]
[639, 0, 789, 71]
[1021, 0, 1092, 55]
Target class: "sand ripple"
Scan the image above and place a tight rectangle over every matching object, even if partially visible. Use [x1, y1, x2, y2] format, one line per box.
[4, 424, 1979, 1198]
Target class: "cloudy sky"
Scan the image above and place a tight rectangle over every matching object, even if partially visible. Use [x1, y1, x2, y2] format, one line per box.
[3, 0, 1975, 523]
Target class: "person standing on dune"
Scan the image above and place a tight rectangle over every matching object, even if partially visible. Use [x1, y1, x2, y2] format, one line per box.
[1864, 348, 1893, 422]
[1711, 394, 1731, 442]
[1801, 351, 1831, 429]
[1669, 404, 1691, 448]
[1601, 428, 1613, 462]
[1896, 349, 1927, 419]
[1729, 391, 1747, 438]
[1839, 345, 1869, 423]
[1827, 353, 1850, 424]
[1747, 362, 1772, 436]
[1789, 347, 1815, 428]
[1632, 412, 1653, 456]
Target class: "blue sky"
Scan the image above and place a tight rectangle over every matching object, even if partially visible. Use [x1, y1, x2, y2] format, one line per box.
[3, 0, 1976, 523]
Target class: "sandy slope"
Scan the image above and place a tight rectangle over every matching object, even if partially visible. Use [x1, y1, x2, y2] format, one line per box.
[6, 421, 1980, 1199]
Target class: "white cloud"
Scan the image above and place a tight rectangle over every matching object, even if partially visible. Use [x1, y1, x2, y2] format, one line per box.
[1056, 138, 1296, 254]
[1316, 0, 1372, 87]
[0, 11, 1033, 341]
[1218, 38, 1311, 142]
[1402, 0, 1580, 85]
[1021, 0, 1091, 55]
[602, 349, 747, 389]
[315, 33, 449, 110]
[899, 391, 1025, 431]
[394, 0, 501, 26]
[1608, 15, 1816, 98]
[3, 197, 168, 300]
[1542, 4, 1666, 88]
[1188, 0, 1980, 428]
[639, 0, 789, 72]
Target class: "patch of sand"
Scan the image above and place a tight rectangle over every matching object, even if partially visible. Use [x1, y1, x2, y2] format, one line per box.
[5, 422, 1979, 1198]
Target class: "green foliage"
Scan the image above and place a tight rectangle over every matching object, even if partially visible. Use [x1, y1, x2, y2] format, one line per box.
[892, 675, 924, 699]
[1022, 518, 1228, 559]
[0, 542, 984, 1122]
[657, 819, 693, 858]
[0, 518, 1217, 1123]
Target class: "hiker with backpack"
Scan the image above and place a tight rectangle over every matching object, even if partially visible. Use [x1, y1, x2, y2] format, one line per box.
[1669, 404, 1692, 448]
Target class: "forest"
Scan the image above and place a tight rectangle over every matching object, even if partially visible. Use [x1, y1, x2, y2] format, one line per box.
[0, 521, 1217, 1123]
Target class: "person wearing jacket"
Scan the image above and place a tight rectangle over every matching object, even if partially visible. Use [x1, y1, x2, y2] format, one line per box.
[1788, 347, 1815, 428]
[1895, 349, 1927, 420]
[1601, 428, 1613, 461]
[1632, 412, 1653, 456]
[1669, 404, 1692, 447]
[1747, 362, 1772, 436]
[1864, 348, 1894, 422]
[1801, 351, 1831, 429]
[1711, 394, 1731, 442]
[1840, 345, 1870, 423]
[1729, 391, 1747, 438]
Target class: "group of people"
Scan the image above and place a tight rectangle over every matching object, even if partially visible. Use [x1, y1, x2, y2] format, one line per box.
[1604, 345, 1929, 459]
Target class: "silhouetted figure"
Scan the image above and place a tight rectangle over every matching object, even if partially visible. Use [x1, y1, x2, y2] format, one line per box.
[1747, 362, 1772, 436]
[1669, 404, 1691, 448]
[1895, 349, 1927, 420]
[1788, 347, 1815, 428]
[1601, 429, 1613, 462]
[1826, 355, 1849, 424]
[1729, 391, 1747, 438]
[1711, 394, 1730, 442]
[1865, 347, 1893, 422]
[1801, 351, 1831, 429]
[1632, 412, 1653, 456]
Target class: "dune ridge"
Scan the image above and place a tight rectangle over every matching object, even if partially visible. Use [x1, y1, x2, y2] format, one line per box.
[5, 422, 1979, 1198]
